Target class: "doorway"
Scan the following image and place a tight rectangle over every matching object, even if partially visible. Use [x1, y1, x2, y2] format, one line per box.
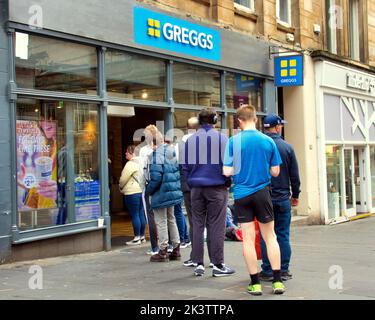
[107, 106, 167, 246]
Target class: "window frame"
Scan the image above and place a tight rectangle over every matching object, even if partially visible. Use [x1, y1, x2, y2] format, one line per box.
[234, 0, 255, 12]
[276, 0, 292, 26]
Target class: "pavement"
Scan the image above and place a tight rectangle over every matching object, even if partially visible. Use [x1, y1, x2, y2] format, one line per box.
[0, 216, 374, 300]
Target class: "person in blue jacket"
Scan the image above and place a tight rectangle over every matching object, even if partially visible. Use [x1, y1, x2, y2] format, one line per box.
[260, 114, 301, 282]
[145, 132, 183, 262]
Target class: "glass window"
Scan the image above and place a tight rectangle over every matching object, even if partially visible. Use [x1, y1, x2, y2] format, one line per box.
[173, 110, 199, 133]
[226, 73, 263, 112]
[106, 50, 166, 102]
[16, 99, 100, 230]
[235, 0, 255, 10]
[326, 145, 342, 220]
[277, 0, 291, 25]
[15, 32, 97, 93]
[173, 62, 220, 107]
[325, 0, 338, 54]
[226, 113, 264, 137]
[349, 0, 360, 61]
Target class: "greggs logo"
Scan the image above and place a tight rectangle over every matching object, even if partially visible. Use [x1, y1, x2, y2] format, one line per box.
[135, 7, 221, 61]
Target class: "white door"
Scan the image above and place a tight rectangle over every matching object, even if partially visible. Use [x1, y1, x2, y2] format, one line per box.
[342, 148, 356, 217]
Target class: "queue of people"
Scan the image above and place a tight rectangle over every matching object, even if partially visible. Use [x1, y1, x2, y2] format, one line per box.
[119, 105, 300, 296]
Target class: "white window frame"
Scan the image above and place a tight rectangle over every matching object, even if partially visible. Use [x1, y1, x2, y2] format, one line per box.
[276, 0, 292, 26]
[349, 0, 360, 61]
[234, 0, 255, 13]
[326, 0, 338, 55]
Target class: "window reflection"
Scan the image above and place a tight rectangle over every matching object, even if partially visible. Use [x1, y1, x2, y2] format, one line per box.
[106, 50, 166, 102]
[173, 62, 220, 107]
[15, 32, 97, 93]
[226, 73, 263, 112]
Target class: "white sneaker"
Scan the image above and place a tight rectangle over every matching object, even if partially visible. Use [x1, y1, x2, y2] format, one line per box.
[140, 237, 147, 244]
[126, 239, 141, 246]
[146, 249, 159, 256]
[194, 265, 205, 277]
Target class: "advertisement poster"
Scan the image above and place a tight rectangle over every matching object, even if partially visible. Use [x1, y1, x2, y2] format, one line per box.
[16, 120, 58, 211]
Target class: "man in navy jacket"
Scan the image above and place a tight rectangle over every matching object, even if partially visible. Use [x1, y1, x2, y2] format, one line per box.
[260, 114, 301, 282]
[182, 108, 235, 278]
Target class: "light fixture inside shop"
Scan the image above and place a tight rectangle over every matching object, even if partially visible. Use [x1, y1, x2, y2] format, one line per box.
[34, 109, 39, 113]
[141, 92, 148, 99]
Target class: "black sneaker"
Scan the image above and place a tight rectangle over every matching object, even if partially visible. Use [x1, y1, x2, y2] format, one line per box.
[212, 265, 235, 277]
[259, 271, 273, 282]
[183, 259, 197, 267]
[281, 271, 293, 281]
[194, 265, 205, 277]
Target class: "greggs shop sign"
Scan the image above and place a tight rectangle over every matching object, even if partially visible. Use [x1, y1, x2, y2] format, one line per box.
[134, 7, 221, 61]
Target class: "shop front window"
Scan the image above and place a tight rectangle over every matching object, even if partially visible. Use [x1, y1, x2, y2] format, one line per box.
[326, 145, 342, 220]
[225, 73, 263, 112]
[16, 99, 100, 230]
[173, 62, 220, 107]
[105, 50, 166, 102]
[226, 114, 264, 137]
[15, 32, 97, 93]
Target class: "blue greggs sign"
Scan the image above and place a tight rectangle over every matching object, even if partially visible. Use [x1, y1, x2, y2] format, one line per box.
[134, 7, 221, 61]
[274, 55, 304, 87]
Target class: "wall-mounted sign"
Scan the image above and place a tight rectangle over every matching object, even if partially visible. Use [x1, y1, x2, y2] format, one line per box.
[274, 55, 304, 87]
[134, 7, 221, 61]
[346, 73, 375, 95]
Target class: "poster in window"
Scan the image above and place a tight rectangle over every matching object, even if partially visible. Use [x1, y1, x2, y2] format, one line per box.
[16, 120, 58, 210]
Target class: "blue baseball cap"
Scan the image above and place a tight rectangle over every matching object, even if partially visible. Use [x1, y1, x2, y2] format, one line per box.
[263, 114, 287, 128]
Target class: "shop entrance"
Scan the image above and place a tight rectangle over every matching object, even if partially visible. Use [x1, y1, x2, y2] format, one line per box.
[326, 145, 369, 221]
[107, 106, 167, 247]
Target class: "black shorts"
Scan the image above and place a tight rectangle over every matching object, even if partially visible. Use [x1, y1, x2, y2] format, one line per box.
[234, 186, 274, 224]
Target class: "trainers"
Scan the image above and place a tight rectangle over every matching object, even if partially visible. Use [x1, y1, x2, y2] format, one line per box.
[146, 249, 159, 256]
[272, 281, 286, 295]
[259, 271, 273, 282]
[209, 262, 214, 268]
[140, 237, 147, 244]
[183, 259, 198, 267]
[212, 265, 235, 277]
[126, 238, 141, 246]
[167, 245, 173, 253]
[194, 265, 205, 277]
[281, 271, 293, 281]
[180, 242, 192, 249]
[247, 283, 263, 296]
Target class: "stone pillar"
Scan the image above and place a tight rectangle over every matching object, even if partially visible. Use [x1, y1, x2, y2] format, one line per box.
[283, 55, 322, 224]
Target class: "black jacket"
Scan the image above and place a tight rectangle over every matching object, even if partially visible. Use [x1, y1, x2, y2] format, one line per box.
[266, 132, 301, 201]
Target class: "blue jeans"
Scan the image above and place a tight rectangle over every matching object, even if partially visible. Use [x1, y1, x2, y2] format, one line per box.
[124, 193, 146, 238]
[174, 203, 190, 243]
[261, 199, 292, 274]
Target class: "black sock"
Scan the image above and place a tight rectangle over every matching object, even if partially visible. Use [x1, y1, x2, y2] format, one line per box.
[198, 262, 204, 266]
[215, 264, 224, 269]
[273, 270, 282, 283]
[250, 273, 260, 285]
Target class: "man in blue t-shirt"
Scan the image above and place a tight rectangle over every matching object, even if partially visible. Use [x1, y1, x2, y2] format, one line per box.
[223, 104, 285, 296]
